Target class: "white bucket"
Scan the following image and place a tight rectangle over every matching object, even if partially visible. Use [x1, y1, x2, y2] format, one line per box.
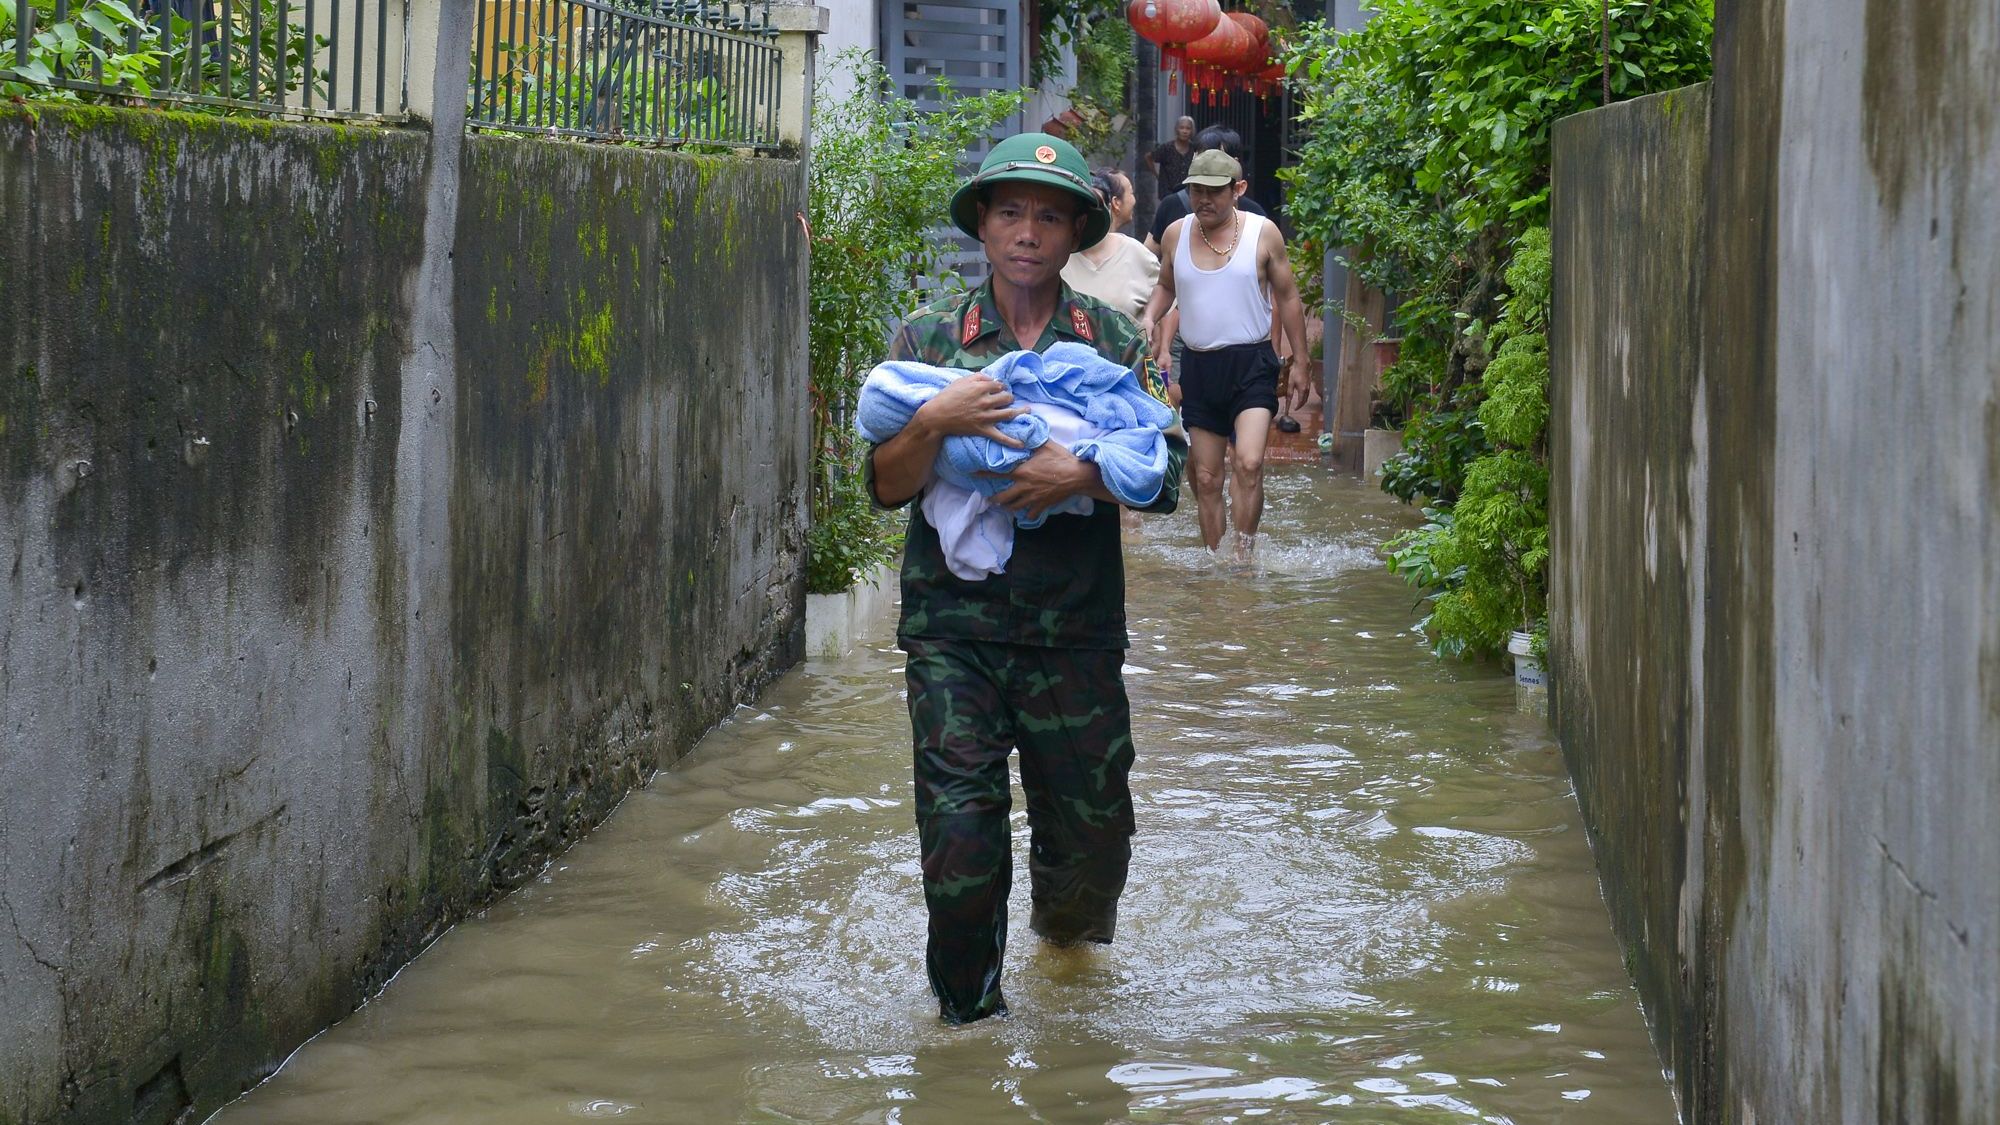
[1509, 631, 1547, 717]
[1508, 630, 1547, 690]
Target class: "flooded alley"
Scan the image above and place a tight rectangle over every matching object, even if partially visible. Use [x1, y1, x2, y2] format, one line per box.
[215, 469, 1673, 1124]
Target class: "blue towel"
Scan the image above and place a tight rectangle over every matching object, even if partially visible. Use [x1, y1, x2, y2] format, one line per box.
[857, 345, 1172, 513]
[856, 344, 1173, 578]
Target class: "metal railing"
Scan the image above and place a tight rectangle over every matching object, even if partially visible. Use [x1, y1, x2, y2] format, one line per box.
[1, 0, 409, 119]
[469, 0, 781, 149]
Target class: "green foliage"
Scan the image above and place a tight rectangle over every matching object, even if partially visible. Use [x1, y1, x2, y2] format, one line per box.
[2, 0, 331, 106]
[1284, 0, 1709, 663]
[1479, 330, 1547, 448]
[1060, 15, 1133, 162]
[1383, 230, 1551, 656]
[170, 1, 328, 105]
[1031, 0, 1123, 84]
[471, 20, 733, 141]
[1282, 25, 1458, 321]
[806, 466, 901, 596]
[805, 52, 1024, 594]
[1490, 225, 1552, 339]
[1388, 450, 1549, 657]
[1477, 226, 1551, 447]
[1072, 14, 1131, 107]
[1286, 237, 1326, 316]
[1285, 1, 1712, 254]
[1378, 393, 1489, 504]
[1282, 0, 1711, 389]
[2, 0, 161, 98]
[1377, 331, 1446, 424]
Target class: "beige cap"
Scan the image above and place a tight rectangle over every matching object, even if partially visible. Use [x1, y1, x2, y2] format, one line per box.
[1183, 149, 1242, 187]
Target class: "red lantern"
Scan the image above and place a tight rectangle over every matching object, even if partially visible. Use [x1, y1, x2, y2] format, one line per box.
[1254, 60, 1287, 99]
[1219, 11, 1271, 97]
[1127, 0, 1221, 93]
[1182, 13, 1251, 102]
[1225, 11, 1269, 66]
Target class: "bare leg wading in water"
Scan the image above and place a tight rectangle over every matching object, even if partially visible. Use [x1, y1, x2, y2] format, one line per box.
[1188, 404, 1275, 562]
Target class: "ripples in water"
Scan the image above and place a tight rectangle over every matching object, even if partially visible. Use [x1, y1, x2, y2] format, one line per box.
[215, 469, 1671, 1125]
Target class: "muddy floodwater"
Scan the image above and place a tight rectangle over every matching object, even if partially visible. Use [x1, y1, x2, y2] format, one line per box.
[217, 468, 1675, 1124]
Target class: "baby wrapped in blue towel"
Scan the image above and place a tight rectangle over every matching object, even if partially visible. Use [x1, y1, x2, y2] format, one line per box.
[858, 342, 1174, 580]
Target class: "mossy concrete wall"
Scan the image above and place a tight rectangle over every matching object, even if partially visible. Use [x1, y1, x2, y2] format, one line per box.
[1550, 1, 1999, 1119]
[1549, 81, 1712, 1108]
[0, 104, 806, 1124]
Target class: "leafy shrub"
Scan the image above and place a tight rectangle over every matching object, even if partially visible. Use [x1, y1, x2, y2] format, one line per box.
[1478, 331, 1548, 449]
[804, 53, 1023, 595]
[1389, 450, 1549, 657]
[2, 0, 331, 107]
[2, 0, 163, 98]
[1376, 331, 1445, 427]
[1061, 15, 1133, 163]
[1030, 0, 1122, 84]
[1284, 2, 1711, 662]
[1477, 227, 1552, 447]
[1378, 396, 1489, 504]
[1384, 230, 1554, 655]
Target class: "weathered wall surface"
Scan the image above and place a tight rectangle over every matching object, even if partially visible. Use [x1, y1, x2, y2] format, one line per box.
[0, 105, 806, 1124]
[1548, 81, 1711, 1102]
[1550, 1, 2000, 1120]
[1758, 1, 1999, 1120]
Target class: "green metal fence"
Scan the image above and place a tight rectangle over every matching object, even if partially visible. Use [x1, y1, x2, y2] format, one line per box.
[468, 0, 781, 149]
[1, 0, 408, 119]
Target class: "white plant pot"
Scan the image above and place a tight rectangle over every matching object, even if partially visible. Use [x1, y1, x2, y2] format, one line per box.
[1508, 630, 1547, 690]
[1363, 428, 1403, 479]
[804, 562, 897, 661]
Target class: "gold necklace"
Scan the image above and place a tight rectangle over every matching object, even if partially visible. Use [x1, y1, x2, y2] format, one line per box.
[1198, 210, 1242, 257]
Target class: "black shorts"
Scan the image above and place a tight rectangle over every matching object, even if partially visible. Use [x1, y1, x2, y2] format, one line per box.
[1178, 340, 1279, 436]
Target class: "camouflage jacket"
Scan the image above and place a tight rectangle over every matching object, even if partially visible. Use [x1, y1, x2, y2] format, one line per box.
[867, 280, 1187, 650]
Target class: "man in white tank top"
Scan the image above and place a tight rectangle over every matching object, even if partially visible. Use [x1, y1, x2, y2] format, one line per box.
[1137, 149, 1308, 561]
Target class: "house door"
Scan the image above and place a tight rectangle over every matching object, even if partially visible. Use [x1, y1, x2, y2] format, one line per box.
[881, 0, 1027, 286]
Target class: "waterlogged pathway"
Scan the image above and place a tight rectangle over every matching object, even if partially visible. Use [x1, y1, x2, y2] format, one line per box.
[218, 469, 1673, 1124]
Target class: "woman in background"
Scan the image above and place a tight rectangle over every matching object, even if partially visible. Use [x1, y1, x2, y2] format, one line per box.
[1062, 168, 1160, 323]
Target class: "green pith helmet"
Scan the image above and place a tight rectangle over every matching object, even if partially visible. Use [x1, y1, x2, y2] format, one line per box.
[948, 132, 1111, 250]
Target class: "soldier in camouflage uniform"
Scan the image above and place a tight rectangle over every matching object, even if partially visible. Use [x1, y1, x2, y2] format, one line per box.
[865, 133, 1188, 1024]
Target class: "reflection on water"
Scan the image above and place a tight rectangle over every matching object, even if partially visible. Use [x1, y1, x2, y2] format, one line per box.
[216, 469, 1673, 1125]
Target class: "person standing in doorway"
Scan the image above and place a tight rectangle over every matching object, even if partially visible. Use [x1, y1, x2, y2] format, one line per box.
[866, 132, 1186, 1025]
[1139, 148, 1306, 562]
[1145, 116, 1198, 199]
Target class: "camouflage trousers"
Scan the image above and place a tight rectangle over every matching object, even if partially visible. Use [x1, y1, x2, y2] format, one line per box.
[902, 638, 1136, 1024]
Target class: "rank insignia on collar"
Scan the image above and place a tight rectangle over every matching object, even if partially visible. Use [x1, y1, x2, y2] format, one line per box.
[1069, 307, 1095, 342]
[961, 302, 981, 345]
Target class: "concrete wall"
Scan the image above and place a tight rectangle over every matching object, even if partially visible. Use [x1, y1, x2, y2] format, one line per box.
[1549, 82, 1714, 1114]
[0, 103, 807, 1123]
[1549, 1, 2000, 1119]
